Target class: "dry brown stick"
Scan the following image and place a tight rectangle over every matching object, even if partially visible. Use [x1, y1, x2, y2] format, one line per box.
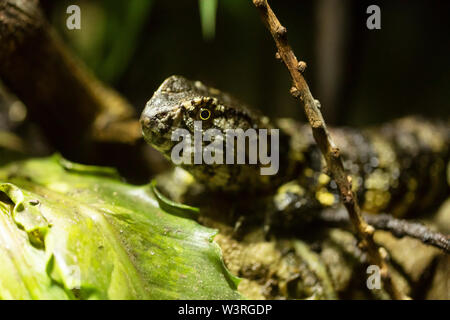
[252, 0, 408, 299]
[319, 209, 450, 254]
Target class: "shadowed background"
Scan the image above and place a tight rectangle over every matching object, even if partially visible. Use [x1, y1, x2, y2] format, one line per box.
[42, 0, 450, 126]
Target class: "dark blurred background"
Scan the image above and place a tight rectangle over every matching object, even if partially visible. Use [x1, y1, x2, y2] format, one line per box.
[39, 0, 450, 127]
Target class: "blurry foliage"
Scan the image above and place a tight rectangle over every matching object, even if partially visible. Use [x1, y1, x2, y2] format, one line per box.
[199, 0, 218, 41]
[43, 0, 450, 126]
[51, 0, 154, 83]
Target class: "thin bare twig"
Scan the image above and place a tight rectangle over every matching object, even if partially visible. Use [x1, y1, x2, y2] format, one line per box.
[252, 0, 408, 299]
[319, 209, 450, 253]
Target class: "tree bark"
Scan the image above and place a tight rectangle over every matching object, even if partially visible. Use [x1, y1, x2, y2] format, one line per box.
[0, 0, 159, 180]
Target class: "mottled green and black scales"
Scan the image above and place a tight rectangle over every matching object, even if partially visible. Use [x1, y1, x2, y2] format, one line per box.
[141, 76, 449, 223]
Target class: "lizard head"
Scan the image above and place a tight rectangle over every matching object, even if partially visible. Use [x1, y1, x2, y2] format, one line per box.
[140, 75, 268, 156]
[140, 75, 279, 191]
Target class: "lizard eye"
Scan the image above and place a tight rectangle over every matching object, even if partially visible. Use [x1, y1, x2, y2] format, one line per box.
[199, 108, 211, 120]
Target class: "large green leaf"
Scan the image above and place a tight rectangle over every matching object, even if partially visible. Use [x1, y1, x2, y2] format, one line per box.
[0, 155, 241, 300]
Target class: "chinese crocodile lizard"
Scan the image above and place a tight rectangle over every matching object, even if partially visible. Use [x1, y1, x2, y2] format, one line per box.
[140, 75, 449, 224]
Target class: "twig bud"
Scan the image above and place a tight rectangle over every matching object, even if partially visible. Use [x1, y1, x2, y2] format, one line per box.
[275, 51, 281, 60]
[379, 247, 388, 259]
[314, 99, 321, 109]
[331, 147, 340, 158]
[276, 26, 287, 38]
[365, 224, 375, 236]
[298, 61, 307, 73]
[253, 0, 266, 9]
[290, 86, 301, 99]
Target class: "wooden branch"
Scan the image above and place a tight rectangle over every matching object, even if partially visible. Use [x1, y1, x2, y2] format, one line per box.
[319, 209, 450, 254]
[252, 0, 408, 299]
[0, 0, 158, 180]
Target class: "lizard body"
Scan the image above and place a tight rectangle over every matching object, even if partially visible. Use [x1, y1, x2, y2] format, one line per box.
[141, 75, 449, 218]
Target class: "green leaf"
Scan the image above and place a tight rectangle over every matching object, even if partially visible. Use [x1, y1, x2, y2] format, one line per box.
[151, 180, 199, 220]
[199, 0, 218, 41]
[0, 155, 241, 299]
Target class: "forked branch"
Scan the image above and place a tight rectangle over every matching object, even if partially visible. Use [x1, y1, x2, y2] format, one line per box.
[251, 0, 408, 299]
[319, 209, 450, 254]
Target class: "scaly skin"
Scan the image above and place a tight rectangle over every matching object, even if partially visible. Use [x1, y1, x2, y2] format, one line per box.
[141, 75, 449, 217]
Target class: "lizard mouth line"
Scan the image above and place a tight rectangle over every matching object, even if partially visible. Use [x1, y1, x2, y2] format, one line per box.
[169, 120, 280, 176]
